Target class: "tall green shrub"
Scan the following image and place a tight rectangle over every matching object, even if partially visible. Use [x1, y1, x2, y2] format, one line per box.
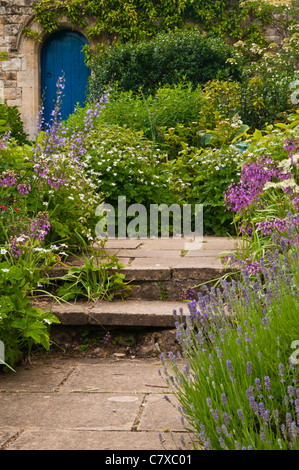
[87, 28, 240, 99]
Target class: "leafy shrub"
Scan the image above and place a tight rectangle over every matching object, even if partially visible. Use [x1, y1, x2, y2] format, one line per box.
[87, 28, 240, 99]
[0, 80, 135, 367]
[82, 124, 179, 235]
[0, 248, 58, 367]
[0, 103, 28, 145]
[168, 145, 243, 235]
[233, 35, 299, 130]
[73, 79, 242, 157]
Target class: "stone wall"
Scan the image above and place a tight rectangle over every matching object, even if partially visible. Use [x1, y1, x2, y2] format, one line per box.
[0, 1, 34, 132]
[0, 0, 94, 139]
[0, 0, 287, 140]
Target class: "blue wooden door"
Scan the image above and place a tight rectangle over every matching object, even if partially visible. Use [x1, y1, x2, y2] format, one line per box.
[41, 30, 90, 125]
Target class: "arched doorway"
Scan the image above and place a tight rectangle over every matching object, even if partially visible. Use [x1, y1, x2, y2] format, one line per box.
[41, 30, 90, 125]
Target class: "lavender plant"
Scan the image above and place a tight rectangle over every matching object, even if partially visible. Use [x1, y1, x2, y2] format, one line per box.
[160, 222, 299, 450]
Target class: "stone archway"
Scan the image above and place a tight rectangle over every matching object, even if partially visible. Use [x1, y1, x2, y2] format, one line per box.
[15, 18, 94, 140]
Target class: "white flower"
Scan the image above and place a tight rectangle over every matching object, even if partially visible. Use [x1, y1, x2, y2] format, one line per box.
[50, 244, 59, 250]
[0, 248, 7, 255]
[1, 268, 9, 272]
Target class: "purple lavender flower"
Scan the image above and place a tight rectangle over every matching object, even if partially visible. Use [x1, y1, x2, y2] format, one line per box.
[255, 378, 262, 392]
[226, 360, 233, 375]
[206, 397, 212, 408]
[260, 432, 266, 442]
[221, 393, 227, 406]
[288, 386, 295, 398]
[279, 364, 285, 383]
[264, 376, 271, 391]
[223, 412, 230, 426]
[212, 409, 220, 422]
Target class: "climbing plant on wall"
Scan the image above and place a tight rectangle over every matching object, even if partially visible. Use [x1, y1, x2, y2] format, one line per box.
[29, 0, 281, 44]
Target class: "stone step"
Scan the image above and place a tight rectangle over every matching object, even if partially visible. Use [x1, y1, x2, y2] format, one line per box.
[46, 236, 236, 301]
[39, 300, 189, 328]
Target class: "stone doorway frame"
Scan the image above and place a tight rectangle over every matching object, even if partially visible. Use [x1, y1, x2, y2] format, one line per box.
[16, 15, 94, 140]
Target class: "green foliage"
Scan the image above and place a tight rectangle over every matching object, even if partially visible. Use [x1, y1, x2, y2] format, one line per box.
[84, 82, 205, 145]
[167, 145, 242, 235]
[78, 124, 179, 234]
[31, 0, 274, 44]
[53, 247, 131, 303]
[87, 28, 240, 99]
[32, 0, 189, 40]
[0, 262, 59, 367]
[0, 103, 28, 145]
[156, 80, 242, 156]
[232, 35, 299, 129]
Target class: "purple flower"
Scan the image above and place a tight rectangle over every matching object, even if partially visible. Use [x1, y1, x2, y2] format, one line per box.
[226, 360, 233, 375]
[223, 412, 230, 426]
[17, 183, 31, 195]
[255, 378, 262, 391]
[288, 386, 295, 398]
[279, 364, 285, 383]
[206, 397, 212, 408]
[221, 393, 227, 406]
[264, 376, 271, 391]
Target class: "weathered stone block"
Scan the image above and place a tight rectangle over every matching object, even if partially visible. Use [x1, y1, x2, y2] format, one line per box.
[4, 86, 21, 100]
[4, 24, 20, 36]
[2, 57, 22, 71]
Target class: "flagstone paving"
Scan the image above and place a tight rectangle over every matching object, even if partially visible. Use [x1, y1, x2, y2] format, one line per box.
[0, 357, 193, 450]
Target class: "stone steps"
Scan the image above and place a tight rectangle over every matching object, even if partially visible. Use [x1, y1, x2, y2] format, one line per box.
[46, 236, 235, 301]
[40, 236, 237, 328]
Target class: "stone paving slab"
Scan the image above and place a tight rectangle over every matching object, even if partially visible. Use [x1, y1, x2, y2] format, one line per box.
[138, 394, 186, 432]
[0, 392, 143, 431]
[0, 362, 74, 392]
[0, 358, 193, 451]
[61, 360, 169, 393]
[97, 240, 143, 250]
[5, 429, 193, 451]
